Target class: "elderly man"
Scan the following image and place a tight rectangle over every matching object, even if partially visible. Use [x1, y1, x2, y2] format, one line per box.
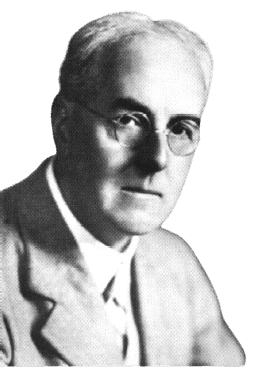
[0, 12, 245, 366]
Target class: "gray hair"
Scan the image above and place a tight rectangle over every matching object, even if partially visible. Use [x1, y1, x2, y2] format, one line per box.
[58, 12, 213, 104]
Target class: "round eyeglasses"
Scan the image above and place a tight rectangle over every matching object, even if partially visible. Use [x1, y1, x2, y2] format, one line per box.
[84, 106, 200, 156]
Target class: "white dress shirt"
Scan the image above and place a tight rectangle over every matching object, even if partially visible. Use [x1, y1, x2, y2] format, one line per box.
[46, 158, 140, 365]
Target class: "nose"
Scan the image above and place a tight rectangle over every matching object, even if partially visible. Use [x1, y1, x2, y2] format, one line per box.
[135, 130, 168, 175]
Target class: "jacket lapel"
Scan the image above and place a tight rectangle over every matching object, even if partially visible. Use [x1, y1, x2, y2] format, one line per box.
[28, 243, 123, 366]
[12, 158, 123, 366]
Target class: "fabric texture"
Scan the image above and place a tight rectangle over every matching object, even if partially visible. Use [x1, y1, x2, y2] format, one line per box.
[0, 157, 245, 366]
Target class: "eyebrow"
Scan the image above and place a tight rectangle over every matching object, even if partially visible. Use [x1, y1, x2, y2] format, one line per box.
[170, 115, 201, 127]
[110, 97, 201, 126]
[110, 97, 153, 117]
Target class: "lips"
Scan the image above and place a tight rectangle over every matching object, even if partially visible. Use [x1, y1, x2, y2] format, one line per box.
[121, 186, 162, 197]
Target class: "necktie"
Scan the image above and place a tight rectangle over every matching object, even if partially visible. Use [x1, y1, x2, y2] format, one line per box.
[103, 276, 129, 358]
[111, 296, 128, 358]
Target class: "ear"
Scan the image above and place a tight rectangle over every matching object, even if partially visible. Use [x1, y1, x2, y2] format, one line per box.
[51, 94, 72, 155]
[56, 115, 70, 145]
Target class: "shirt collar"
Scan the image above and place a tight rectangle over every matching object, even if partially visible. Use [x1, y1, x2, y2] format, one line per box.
[46, 158, 138, 294]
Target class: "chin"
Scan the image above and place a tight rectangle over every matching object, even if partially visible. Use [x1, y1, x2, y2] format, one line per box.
[111, 210, 169, 236]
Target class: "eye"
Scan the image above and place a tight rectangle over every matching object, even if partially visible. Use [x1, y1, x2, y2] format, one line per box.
[170, 120, 197, 140]
[114, 113, 149, 130]
[117, 114, 140, 127]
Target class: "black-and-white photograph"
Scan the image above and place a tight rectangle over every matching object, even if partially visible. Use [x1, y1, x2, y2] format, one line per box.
[0, 1, 252, 366]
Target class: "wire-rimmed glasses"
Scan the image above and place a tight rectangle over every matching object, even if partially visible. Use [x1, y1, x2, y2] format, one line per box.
[83, 105, 200, 156]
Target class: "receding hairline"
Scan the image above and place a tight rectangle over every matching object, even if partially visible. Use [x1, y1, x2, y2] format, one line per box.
[58, 12, 213, 104]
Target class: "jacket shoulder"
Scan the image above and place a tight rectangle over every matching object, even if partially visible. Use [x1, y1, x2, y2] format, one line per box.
[137, 227, 207, 298]
[139, 226, 198, 266]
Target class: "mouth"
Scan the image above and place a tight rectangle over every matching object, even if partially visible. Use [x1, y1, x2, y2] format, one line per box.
[121, 186, 162, 198]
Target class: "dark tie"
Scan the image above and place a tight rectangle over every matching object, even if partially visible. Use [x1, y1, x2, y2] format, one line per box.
[102, 276, 129, 358]
[112, 296, 128, 358]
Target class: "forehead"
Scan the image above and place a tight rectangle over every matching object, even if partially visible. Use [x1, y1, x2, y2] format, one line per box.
[116, 35, 199, 72]
[97, 36, 206, 114]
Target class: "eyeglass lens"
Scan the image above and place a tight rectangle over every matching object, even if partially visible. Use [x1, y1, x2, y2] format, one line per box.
[114, 113, 199, 156]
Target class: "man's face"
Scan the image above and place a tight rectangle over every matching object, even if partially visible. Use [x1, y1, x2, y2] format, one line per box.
[63, 36, 207, 241]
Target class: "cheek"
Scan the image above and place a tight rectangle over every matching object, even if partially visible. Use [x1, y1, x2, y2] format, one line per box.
[174, 158, 192, 185]
[94, 125, 129, 169]
[165, 156, 193, 200]
[69, 124, 129, 178]
[99, 181, 121, 209]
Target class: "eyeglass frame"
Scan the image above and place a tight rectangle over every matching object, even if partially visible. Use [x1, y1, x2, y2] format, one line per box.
[79, 103, 201, 156]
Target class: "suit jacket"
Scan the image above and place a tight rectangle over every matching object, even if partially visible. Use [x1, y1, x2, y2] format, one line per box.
[0, 158, 245, 366]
